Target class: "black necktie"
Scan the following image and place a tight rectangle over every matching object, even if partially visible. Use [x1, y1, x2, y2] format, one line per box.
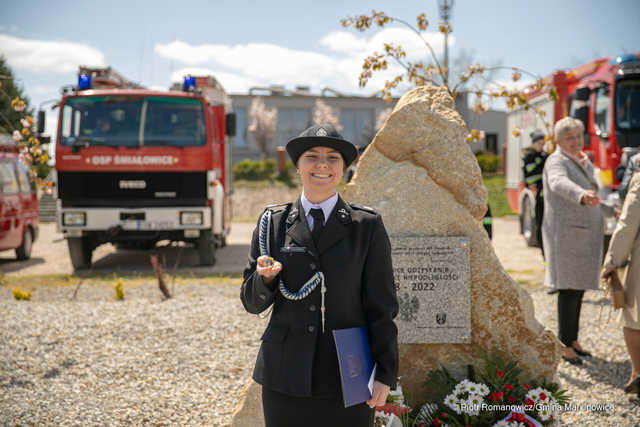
[310, 208, 325, 244]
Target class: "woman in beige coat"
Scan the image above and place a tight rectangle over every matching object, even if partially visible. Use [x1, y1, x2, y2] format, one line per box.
[603, 172, 640, 395]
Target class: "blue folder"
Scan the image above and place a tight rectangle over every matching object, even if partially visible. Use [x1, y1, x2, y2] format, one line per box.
[333, 327, 376, 407]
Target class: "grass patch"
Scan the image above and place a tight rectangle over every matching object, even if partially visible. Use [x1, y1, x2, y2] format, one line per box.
[1, 272, 243, 289]
[483, 174, 515, 217]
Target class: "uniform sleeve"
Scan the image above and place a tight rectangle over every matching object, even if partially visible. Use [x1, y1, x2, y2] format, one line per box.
[544, 156, 586, 205]
[604, 173, 640, 269]
[618, 157, 639, 201]
[362, 214, 399, 389]
[240, 213, 278, 314]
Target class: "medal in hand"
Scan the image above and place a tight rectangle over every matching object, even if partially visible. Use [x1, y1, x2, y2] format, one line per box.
[259, 256, 275, 268]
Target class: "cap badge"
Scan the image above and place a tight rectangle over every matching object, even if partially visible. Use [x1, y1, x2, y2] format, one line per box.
[315, 127, 328, 137]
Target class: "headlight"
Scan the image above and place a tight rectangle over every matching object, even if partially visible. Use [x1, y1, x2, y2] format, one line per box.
[63, 212, 86, 226]
[180, 211, 203, 225]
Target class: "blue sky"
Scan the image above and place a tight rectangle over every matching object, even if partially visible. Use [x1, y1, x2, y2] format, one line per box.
[1, 0, 639, 135]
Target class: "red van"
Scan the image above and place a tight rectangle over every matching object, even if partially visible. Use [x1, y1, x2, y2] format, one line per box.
[0, 139, 39, 260]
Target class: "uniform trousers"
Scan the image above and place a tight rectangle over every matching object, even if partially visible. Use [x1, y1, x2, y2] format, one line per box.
[557, 289, 585, 347]
[535, 192, 544, 258]
[262, 387, 374, 427]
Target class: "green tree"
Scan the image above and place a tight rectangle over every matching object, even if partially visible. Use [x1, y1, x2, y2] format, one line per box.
[0, 56, 33, 134]
[0, 56, 51, 189]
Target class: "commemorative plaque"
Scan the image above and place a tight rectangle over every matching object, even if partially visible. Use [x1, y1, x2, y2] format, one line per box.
[390, 235, 470, 344]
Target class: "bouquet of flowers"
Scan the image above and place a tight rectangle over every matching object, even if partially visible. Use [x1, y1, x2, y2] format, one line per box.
[377, 350, 568, 427]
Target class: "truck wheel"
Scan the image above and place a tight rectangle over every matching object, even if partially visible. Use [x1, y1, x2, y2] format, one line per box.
[68, 237, 92, 270]
[521, 198, 539, 247]
[197, 232, 216, 266]
[15, 228, 33, 260]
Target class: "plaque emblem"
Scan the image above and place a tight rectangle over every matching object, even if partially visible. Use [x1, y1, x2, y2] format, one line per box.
[398, 292, 420, 322]
[315, 127, 328, 136]
[346, 354, 363, 378]
[436, 312, 447, 325]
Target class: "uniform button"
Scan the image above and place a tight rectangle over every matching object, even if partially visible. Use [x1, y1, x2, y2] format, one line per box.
[308, 325, 315, 333]
[309, 263, 316, 270]
[309, 305, 316, 312]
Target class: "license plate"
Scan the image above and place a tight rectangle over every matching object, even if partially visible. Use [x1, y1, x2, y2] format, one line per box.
[123, 220, 175, 230]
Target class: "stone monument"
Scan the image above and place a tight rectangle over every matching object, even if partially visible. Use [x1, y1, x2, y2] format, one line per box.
[342, 85, 560, 404]
[231, 85, 560, 423]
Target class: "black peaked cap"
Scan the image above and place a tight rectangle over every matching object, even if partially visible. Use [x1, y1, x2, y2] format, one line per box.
[530, 130, 545, 143]
[286, 124, 358, 166]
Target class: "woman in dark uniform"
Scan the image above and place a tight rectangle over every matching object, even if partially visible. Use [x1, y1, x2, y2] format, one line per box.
[240, 124, 399, 426]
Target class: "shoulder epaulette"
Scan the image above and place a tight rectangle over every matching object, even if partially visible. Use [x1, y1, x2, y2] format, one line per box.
[349, 203, 377, 214]
[264, 202, 291, 213]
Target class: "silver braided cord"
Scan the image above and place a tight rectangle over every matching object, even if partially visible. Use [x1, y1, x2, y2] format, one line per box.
[259, 209, 323, 301]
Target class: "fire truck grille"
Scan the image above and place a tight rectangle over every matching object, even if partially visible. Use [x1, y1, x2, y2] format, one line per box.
[58, 172, 207, 207]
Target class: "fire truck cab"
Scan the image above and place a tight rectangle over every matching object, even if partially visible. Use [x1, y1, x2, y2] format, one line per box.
[506, 54, 640, 246]
[49, 67, 235, 269]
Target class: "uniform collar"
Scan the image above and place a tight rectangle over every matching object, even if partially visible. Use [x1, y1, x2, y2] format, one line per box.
[300, 192, 338, 226]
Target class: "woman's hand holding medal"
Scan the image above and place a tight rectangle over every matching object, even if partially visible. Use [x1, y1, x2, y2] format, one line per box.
[257, 256, 282, 284]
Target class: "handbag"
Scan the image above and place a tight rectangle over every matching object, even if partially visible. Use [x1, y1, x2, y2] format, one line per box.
[603, 270, 625, 310]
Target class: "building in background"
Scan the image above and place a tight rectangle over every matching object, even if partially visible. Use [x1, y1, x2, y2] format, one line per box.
[229, 87, 505, 164]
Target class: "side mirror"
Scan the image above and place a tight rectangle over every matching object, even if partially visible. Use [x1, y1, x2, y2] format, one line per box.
[573, 106, 589, 130]
[574, 85, 590, 101]
[37, 110, 46, 134]
[225, 112, 236, 137]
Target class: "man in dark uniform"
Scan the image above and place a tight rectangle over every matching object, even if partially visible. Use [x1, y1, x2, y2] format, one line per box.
[523, 130, 548, 256]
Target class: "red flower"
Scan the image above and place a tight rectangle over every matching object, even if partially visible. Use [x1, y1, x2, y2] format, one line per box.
[497, 370, 504, 377]
[523, 383, 530, 390]
[539, 392, 547, 401]
[495, 391, 504, 399]
[526, 398, 535, 408]
[375, 403, 411, 416]
[433, 417, 440, 426]
[488, 393, 495, 401]
[440, 412, 447, 418]
[505, 384, 514, 391]
[507, 395, 515, 403]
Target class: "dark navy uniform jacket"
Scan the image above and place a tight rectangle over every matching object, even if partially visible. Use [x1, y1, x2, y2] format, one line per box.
[241, 195, 399, 397]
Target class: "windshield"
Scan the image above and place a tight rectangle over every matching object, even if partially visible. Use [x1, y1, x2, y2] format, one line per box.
[616, 80, 640, 130]
[60, 95, 207, 147]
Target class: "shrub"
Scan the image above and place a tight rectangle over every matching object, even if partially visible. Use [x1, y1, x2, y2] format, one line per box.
[13, 288, 31, 300]
[233, 159, 276, 181]
[113, 279, 125, 300]
[476, 153, 502, 174]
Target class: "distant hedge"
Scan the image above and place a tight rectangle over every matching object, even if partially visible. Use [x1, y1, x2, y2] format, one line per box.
[475, 152, 502, 174]
[233, 159, 296, 184]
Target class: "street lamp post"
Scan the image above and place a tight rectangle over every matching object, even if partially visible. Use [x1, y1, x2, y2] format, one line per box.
[437, 0, 454, 88]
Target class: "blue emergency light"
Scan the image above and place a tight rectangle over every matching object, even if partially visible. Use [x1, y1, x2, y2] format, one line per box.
[610, 54, 639, 65]
[78, 74, 92, 90]
[183, 76, 197, 91]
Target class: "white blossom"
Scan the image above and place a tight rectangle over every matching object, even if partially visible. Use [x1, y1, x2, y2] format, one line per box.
[12, 130, 22, 141]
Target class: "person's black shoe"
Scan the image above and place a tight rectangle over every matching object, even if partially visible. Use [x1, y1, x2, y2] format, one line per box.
[572, 347, 592, 357]
[624, 377, 640, 394]
[546, 289, 558, 295]
[562, 355, 583, 365]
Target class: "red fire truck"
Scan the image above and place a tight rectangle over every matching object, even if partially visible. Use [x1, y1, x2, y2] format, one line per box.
[47, 66, 235, 269]
[505, 54, 640, 246]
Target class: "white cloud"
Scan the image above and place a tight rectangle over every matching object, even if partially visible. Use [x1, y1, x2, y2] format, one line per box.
[0, 34, 105, 73]
[169, 67, 262, 93]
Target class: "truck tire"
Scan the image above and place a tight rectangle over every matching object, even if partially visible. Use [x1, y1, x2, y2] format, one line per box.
[521, 197, 539, 247]
[15, 227, 33, 261]
[68, 237, 92, 270]
[197, 231, 216, 266]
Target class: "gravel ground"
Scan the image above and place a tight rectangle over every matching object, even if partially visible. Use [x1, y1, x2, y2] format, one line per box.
[0, 283, 267, 426]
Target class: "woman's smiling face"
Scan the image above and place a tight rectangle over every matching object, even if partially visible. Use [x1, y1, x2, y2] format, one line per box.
[297, 146, 344, 202]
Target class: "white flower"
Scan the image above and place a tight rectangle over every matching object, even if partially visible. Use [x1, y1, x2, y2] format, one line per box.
[463, 394, 482, 416]
[526, 388, 541, 402]
[477, 383, 490, 396]
[20, 118, 30, 128]
[12, 130, 22, 141]
[465, 381, 481, 394]
[444, 393, 461, 414]
[538, 406, 551, 421]
[454, 379, 470, 395]
[492, 421, 511, 427]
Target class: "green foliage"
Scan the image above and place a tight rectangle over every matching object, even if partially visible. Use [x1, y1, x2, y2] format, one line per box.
[476, 152, 502, 174]
[34, 162, 53, 180]
[423, 365, 458, 402]
[234, 159, 298, 187]
[0, 56, 33, 134]
[483, 175, 515, 217]
[233, 159, 276, 180]
[13, 288, 32, 300]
